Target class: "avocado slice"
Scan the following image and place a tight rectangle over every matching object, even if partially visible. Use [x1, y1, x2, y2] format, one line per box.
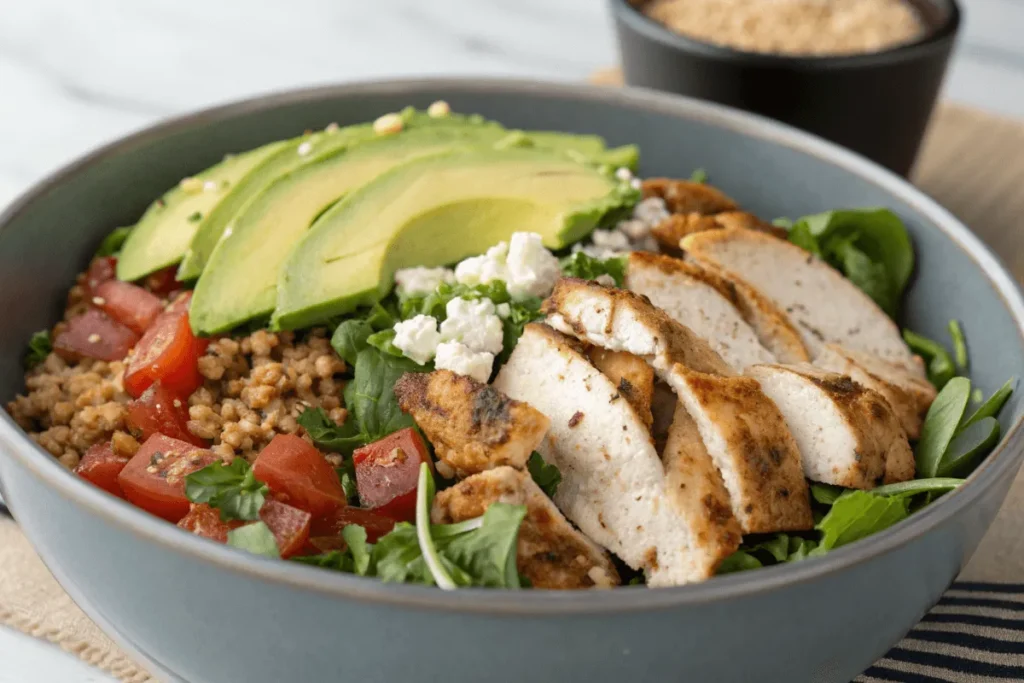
[271, 149, 639, 331]
[116, 142, 286, 282]
[189, 125, 509, 335]
[525, 132, 639, 170]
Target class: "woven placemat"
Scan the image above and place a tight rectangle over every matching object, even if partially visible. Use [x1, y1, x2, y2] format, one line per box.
[2, 76, 1023, 682]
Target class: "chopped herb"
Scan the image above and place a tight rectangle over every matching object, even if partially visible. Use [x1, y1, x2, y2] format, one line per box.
[184, 458, 268, 521]
[689, 168, 708, 184]
[526, 452, 561, 498]
[227, 521, 279, 558]
[948, 320, 968, 371]
[903, 329, 956, 389]
[559, 252, 628, 287]
[24, 329, 52, 369]
[915, 377, 971, 478]
[94, 226, 133, 257]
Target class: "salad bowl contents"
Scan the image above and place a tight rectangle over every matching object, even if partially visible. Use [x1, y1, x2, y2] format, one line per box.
[0, 81, 1020, 683]
[6, 103, 1014, 591]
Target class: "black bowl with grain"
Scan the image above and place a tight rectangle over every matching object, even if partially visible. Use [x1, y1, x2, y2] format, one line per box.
[610, 0, 960, 176]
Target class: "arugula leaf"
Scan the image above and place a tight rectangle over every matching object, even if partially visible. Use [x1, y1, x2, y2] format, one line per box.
[293, 550, 356, 572]
[559, 252, 628, 287]
[948, 320, 968, 371]
[297, 406, 365, 456]
[24, 330, 52, 369]
[185, 459, 268, 521]
[689, 168, 708, 184]
[373, 523, 432, 584]
[442, 504, 525, 589]
[94, 226, 133, 258]
[345, 348, 421, 441]
[526, 452, 561, 497]
[416, 461, 456, 589]
[814, 490, 910, 553]
[227, 522, 280, 558]
[342, 524, 373, 576]
[915, 376, 971, 478]
[809, 483, 844, 506]
[937, 417, 1000, 478]
[903, 329, 956, 389]
[785, 208, 913, 317]
[869, 478, 965, 497]
[962, 378, 1016, 430]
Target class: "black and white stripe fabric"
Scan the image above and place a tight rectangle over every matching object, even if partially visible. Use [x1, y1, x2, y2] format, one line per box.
[858, 582, 1024, 682]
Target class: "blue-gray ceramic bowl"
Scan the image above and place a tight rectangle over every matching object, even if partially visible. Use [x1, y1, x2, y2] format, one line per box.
[0, 79, 1022, 683]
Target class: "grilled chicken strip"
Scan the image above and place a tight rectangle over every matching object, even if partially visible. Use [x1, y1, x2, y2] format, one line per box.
[626, 251, 776, 371]
[641, 178, 738, 215]
[650, 211, 787, 251]
[394, 370, 549, 478]
[746, 364, 915, 488]
[587, 347, 655, 428]
[432, 466, 620, 589]
[543, 279, 812, 533]
[815, 344, 936, 440]
[682, 228, 923, 375]
[493, 324, 741, 585]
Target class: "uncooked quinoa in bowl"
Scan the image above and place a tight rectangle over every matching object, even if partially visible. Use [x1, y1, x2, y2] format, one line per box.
[5, 102, 1015, 591]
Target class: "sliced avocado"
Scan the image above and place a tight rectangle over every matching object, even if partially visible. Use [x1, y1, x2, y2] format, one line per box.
[176, 109, 497, 281]
[526, 131, 639, 170]
[271, 149, 639, 330]
[189, 125, 507, 335]
[116, 143, 286, 282]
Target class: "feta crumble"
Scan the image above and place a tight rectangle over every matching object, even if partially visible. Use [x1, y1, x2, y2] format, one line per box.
[453, 232, 560, 300]
[394, 266, 454, 297]
[495, 302, 512, 319]
[392, 315, 441, 365]
[439, 297, 504, 355]
[434, 341, 494, 384]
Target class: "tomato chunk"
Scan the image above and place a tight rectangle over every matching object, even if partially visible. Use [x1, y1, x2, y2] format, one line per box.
[309, 506, 397, 549]
[118, 434, 218, 522]
[252, 434, 346, 517]
[260, 500, 312, 558]
[54, 310, 139, 362]
[353, 428, 432, 522]
[126, 381, 206, 447]
[178, 503, 240, 542]
[92, 280, 164, 334]
[75, 442, 129, 497]
[84, 256, 117, 297]
[124, 297, 206, 399]
[143, 266, 181, 297]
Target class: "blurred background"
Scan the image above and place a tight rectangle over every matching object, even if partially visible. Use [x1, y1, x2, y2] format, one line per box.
[0, 0, 1022, 208]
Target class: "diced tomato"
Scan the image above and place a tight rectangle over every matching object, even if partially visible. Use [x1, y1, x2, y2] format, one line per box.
[92, 280, 164, 334]
[179, 501, 310, 558]
[118, 434, 218, 522]
[352, 428, 432, 523]
[178, 503, 240, 543]
[252, 435, 346, 517]
[126, 381, 206, 447]
[309, 506, 397, 548]
[84, 256, 117, 296]
[123, 298, 206, 399]
[143, 266, 181, 297]
[260, 500, 312, 558]
[74, 442, 129, 497]
[53, 309, 139, 362]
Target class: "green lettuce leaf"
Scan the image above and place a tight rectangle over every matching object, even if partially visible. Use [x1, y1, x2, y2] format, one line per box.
[185, 458, 268, 521]
[527, 452, 561, 497]
[227, 522, 279, 558]
[559, 252, 628, 287]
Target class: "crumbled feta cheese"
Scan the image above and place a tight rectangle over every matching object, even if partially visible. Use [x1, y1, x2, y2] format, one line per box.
[454, 241, 509, 288]
[591, 229, 632, 252]
[325, 122, 339, 133]
[439, 297, 504, 355]
[630, 178, 642, 190]
[373, 113, 404, 135]
[297, 141, 313, 156]
[392, 315, 441, 365]
[505, 232, 561, 299]
[634, 197, 670, 226]
[434, 341, 494, 384]
[614, 167, 633, 182]
[394, 266, 454, 297]
[495, 302, 511, 318]
[617, 218, 649, 241]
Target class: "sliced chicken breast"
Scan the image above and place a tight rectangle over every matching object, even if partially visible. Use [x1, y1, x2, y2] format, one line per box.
[543, 279, 812, 533]
[431, 466, 620, 589]
[394, 370, 549, 478]
[587, 347, 655, 428]
[641, 178, 738, 215]
[682, 228, 923, 374]
[626, 251, 776, 371]
[650, 211, 786, 251]
[815, 344, 936, 440]
[493, 323, 741, 585]
[746, 364, 915, 488]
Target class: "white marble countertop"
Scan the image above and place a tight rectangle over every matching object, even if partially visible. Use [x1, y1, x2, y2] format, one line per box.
[2, 0, 1024, 211]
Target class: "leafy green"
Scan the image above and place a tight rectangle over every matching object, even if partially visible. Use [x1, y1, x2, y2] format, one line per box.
[962, 378, 1016, 430]
[559, 252, 628, 287]
[184, 459, 268, 522]
[689, 168, 708, 184]
[717, 534, 819, 574]
[938, 417, 1000, 478]
[717, 550, 763, 573]
[24, 330, 52, 369]
[343, 524, 373, 575]
[331, 320, 374, 366]
[527, 452, 561, 497]
[293, 550, 356, 572]
[400, 280, 511, 321]
[442, 504, 525, 589]
[227, 522, 279, 558]
[373, 523, 432, 584]
[296, 406, 365, 456]
[915, 377, 971, 478]
[365, 329, 405, 358]
[498, 297, 544, 364]
[416, 461, 456, 589]
[785, 208, 913, 317]
[949, 320, 968, 371]
[815, 491, 910, 553]
[903, 329, 956, 389]
[336, 463, 358, 503]
[345, 348, 421, 441]
[809, 483, 844, 506]
[869, 478, 965, 497]
[94, 226, 133, 258]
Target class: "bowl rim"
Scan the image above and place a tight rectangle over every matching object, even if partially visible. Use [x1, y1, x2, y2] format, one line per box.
[1, 77, 1022, 616]
[609, 0, 962, 70]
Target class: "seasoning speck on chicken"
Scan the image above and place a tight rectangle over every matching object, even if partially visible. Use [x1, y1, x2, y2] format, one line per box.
[394, 370, 550, 478]
[432, 466, 620, 589]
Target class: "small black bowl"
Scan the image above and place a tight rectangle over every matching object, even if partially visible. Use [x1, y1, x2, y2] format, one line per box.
[611, 0, 961, 176]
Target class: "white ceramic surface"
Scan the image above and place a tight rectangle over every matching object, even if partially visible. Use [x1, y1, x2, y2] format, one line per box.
[0, 626, 117, 683]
